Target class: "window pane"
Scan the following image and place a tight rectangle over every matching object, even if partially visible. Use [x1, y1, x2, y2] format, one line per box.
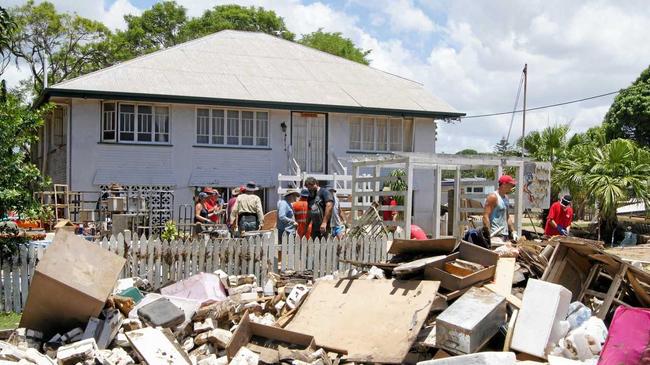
[211, 109, 224, 144]
[256, 112, 268, 146]
[196, 108, 210, 144]
[119, 104, 135, 141]
[154, 106, 169, 142]
[389, 118, 403, 151]
[376, 118, 388, 151]
[227, 110, 239, 145]
[103, 103, 116, 141]
[362, 117, 374, 150]
[241, 111, 254, 145]
[137, 105, 153, 142]
[349, 117, 361, 150]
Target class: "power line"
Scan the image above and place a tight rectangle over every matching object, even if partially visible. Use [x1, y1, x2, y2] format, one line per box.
[462, 90, 621, 119]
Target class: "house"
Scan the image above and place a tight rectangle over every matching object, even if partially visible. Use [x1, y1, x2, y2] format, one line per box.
[35, 30, 464, 233]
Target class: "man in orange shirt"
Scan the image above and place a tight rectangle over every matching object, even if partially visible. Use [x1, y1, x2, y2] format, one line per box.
[293, 189, 311, 239]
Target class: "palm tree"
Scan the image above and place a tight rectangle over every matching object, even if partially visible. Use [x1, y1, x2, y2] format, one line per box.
[520, 124, 570, 164]
[555, 139, 650, 243]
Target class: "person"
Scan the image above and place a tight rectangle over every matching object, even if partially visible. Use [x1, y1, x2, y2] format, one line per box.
[293, 188, 311, 239]
[328, 186, 347, 238]
[277, 189, 300, 239]
[230, 181, 264, 234]
[545, 195, 573, 236]
[226, 186, 241, 229]
[305, 177, 334, 239]
[381, 187, 398, 222]
[410, 224, 427, 240]
[194, 192, 212, 235]
[203, 187, 222, 223]
[482, 175, 519, 246]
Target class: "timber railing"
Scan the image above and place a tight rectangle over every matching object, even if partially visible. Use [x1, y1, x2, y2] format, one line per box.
[0, 233, 391, 313]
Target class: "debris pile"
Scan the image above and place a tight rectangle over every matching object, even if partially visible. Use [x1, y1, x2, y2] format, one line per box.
[2, 230, 649, 364]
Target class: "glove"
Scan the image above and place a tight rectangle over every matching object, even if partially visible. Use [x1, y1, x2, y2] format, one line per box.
[557, 224, 568, 236]
[511, 232, 520, 241]
[481, 226, 492, 247]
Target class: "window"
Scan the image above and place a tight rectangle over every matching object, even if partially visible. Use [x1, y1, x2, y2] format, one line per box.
[50, 106, 66, 151]
[195, 108, 269, 147]
[104, 102, 170, 144]
[349, 116, 412, 152]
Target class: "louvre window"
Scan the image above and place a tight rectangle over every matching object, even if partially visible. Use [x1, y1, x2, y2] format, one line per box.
[349, 116, 412, 152]
[103, 102, 170, 144]
[195, 108, 269, 148]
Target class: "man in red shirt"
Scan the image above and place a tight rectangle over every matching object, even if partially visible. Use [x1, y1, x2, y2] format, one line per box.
[382, 187, 398, 222]
[545, 195, 573, 236]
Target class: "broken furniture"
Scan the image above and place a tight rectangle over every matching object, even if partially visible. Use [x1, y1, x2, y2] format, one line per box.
[436, 286, 506, 354]
[20, 230, 126, 337]
[285, 278, 439, 363]
[388, 237, 459, 255]
[424, 241, 498, 291]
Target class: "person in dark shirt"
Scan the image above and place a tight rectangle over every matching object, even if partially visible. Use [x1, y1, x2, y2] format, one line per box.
[304, 177, 334, 240]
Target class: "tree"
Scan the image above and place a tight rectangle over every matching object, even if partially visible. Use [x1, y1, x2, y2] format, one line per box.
[520, 124, 570, 164]
[7, 1, 113, 94]
[0, 5, 16, 78]
[455, 148, 479, 155]
[555, 139, 650, 244]
[494, 137, 518, 156]
[298, 29, 370, 65]
[603, 64, 650, 147]
[183, 4, 294, 41]
[111, 1, 189, 60]
[0, 92, 51, 217]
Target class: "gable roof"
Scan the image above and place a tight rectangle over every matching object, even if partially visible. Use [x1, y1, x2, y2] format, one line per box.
[44, 30, 463, 118]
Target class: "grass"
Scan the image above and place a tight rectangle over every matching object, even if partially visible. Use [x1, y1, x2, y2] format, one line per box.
[0, 312, 21, 329]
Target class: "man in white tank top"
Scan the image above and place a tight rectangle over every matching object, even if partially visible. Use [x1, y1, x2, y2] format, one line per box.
[482, 175, 518, 246]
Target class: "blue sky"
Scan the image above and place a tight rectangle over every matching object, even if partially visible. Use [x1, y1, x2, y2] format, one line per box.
[4, 0, 650, 153]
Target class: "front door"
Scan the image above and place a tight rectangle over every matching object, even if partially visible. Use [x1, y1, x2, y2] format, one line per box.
[292, 112, 326, 174]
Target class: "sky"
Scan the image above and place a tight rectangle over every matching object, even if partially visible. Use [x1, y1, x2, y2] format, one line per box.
[3, 0, 650, 153]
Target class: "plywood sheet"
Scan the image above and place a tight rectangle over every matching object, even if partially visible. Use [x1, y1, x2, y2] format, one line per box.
[388, 237, 458, 255]
[285, 279, 439, 363]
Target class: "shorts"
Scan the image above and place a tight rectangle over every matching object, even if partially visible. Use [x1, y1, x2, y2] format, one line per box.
[332, 225, 345, 237]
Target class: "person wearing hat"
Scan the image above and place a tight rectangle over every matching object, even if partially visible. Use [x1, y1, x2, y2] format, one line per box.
[194, 192, 212, 235]
[230, 181, 265, 234]
[293, 188, 311, 239]
[328, 186, 347, 238]
[226, 186, 242, 229]
[545, 195, 573, 236]
[203, 187, 222, 224]
[482, 175, 519, 246]
[277, 189, 300, 239]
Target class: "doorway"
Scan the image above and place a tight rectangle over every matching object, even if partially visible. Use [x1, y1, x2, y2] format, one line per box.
[291, 112, 327, 174]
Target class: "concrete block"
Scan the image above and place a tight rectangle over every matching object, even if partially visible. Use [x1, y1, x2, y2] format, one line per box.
[82, 318, 102, 341]
[209, 328, 233, 349]
[194, 318, 215, 334]
[56, 338, 99, 365]
[230, 347, 258, 365]
[511, 279, 572, 358]
[416, 351, 516, 365]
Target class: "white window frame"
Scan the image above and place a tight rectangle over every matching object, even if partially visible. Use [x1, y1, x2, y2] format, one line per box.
[102, 101, 171, 144]
[348, 115, 411, 152]
[194, 107, 269, 148]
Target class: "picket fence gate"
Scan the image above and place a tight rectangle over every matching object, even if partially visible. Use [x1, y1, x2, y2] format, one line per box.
[0, 233, 390, 313]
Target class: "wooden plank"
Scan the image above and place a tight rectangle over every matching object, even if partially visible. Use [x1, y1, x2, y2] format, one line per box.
[484, 283, 522, 308]
[116, 234, 126, 278]
[596, 264, 627, 319]
[2, 258, 10, 312]
[12, 258, 20, 312]
[287, 235, 295, 271]
[281, 233, 288, 271]
[227, 239, 234, 275]
[147, 238, 157, 284]
[493, 258, 516, 297]
[503, 309, 519, 352]
[198, 239, 207, 274]
[153, 239, 162, 289]
[300, 237, 307, 272]
[388, 238, 458, 255]
[248, 238, 255, 276]
[139, 234, 147, 278]
[161, 239, 170, 286]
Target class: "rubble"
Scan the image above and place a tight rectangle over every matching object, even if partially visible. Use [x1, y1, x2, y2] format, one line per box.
[4, 231, 649, 364]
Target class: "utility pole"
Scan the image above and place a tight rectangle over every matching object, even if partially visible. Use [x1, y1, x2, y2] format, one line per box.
[521, 63, 527, 157]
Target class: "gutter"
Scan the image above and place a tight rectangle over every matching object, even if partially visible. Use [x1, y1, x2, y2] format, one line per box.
[38, 88, 466, 119]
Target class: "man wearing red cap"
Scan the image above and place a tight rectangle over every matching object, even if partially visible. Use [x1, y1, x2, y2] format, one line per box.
[545, 195, 573, 236]
[482, 175, 519, 246]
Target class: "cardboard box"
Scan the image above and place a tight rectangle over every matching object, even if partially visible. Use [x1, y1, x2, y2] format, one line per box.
[436, 287, 506, 354]
[424, 241, 498, 291]
[20, 230, 126, 337]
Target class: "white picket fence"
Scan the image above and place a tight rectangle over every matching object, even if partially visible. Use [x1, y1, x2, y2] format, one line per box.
[0, 233, 390, 313]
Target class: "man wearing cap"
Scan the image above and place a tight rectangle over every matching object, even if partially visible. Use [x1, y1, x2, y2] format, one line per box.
[230, 181, 265, 234]
[482, 175, 519, 246]
[277, 189, 300, 239]
[545, 195, 573, 236]
[293, 189, 311, 239]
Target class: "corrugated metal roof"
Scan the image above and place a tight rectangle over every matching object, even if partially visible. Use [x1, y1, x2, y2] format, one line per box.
[49, 30, 461, 116]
